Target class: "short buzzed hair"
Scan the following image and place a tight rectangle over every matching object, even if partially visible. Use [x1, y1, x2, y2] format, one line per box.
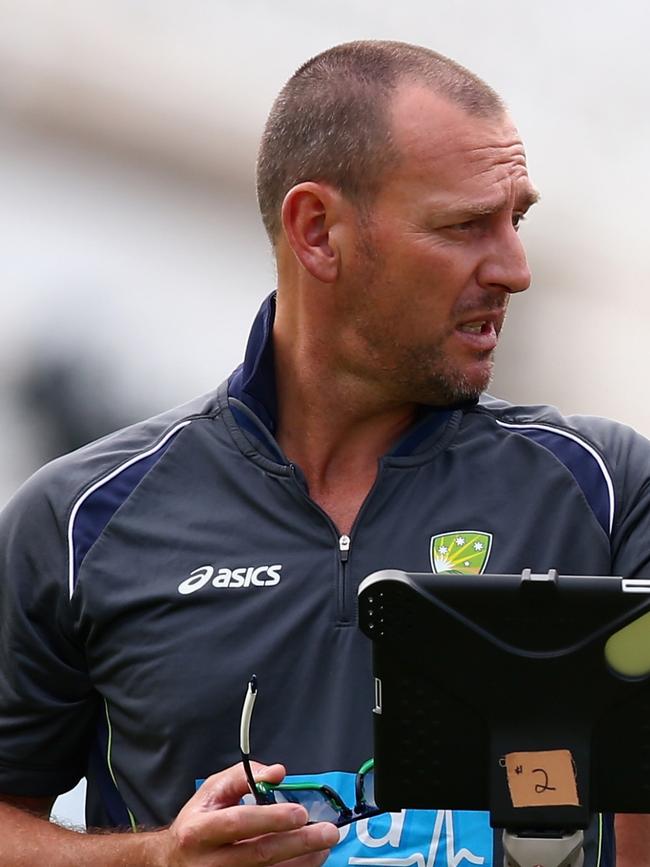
[256, 40, 504, 242]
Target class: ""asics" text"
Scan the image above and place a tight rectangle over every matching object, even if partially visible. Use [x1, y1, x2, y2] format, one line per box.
[178, 564, 282, 595]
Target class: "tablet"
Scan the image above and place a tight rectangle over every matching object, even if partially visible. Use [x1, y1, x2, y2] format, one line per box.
[358, 569, 650, 830]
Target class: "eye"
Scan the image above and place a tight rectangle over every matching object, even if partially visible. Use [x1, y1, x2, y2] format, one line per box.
[512, 213, 526, 231]
[447, 219, 478, 232]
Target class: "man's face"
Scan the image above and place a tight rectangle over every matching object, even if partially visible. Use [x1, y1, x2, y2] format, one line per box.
[340, 84, 538, 406]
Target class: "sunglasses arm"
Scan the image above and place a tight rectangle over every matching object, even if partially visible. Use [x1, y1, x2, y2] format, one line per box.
[240, 675, 264, 801]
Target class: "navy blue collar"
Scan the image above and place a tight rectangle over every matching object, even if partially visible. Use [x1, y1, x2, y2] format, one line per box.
[228, 293, 279, 435]
[228, 292, 475, 459]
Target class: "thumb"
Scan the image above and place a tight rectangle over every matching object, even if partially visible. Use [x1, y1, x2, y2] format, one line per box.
[197, 761, 287, 810]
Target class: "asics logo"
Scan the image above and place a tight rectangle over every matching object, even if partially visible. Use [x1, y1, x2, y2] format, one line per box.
[178, 564, 282, 595]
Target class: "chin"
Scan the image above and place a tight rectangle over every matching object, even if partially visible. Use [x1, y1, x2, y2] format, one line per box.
[465, 361, 494, 393]
[434, 364, 493, 405]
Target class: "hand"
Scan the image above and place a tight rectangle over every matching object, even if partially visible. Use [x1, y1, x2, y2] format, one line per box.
[161, 761, 340, 867]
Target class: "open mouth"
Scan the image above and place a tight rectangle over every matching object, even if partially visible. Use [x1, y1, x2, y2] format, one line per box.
[458, 319, 500, 337]
[454, 318, 499, 351]
[458, 320, 490, 335]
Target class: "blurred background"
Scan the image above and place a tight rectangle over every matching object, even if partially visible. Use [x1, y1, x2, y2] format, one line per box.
[1, 0, 648, 827]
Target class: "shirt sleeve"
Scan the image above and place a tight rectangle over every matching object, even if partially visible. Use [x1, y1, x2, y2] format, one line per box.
[592, 418, 650, 578]
[0, 464, 99, 797]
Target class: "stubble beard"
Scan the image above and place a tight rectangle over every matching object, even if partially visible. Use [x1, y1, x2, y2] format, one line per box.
[350, 228, 496, 407]
[374, 336, 494, 406]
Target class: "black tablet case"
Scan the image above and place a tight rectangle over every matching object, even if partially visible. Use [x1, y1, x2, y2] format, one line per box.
[358, 570, 650, 830]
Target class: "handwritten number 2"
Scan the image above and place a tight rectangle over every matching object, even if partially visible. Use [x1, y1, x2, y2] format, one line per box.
[532, 768, 556, 793]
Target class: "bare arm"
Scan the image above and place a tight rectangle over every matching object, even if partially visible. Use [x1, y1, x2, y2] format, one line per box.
[0, 796, 161, 865]
[615, 813, 650, 867]
[0, 762, 339, 867]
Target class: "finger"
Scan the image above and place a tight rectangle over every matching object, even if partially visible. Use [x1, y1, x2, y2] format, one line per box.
[249, 761, 287, 785]
[197, 762, 287, 809]
[249, 761, 288, 793]
[188, 802, 311, 847]
[266, 848, 333, 867]
[228, 822, 340, 867]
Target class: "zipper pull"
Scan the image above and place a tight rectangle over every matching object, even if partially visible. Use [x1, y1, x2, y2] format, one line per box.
[339, 534, 351, 562]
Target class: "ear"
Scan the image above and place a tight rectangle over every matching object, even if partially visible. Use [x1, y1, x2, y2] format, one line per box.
[280, 182, 343, 283]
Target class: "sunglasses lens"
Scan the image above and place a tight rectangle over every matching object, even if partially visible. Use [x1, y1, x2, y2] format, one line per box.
[272, 788, 341, 823]
[362, 769, 376, 808]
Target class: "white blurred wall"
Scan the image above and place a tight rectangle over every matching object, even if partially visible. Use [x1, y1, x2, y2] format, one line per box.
[1, 0, 648, 827]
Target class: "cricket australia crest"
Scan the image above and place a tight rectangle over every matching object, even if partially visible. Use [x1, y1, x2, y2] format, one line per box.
[430, 531, 492, 574]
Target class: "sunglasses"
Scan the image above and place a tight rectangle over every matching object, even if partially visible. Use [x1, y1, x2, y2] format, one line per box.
[240, 675, 384, 827]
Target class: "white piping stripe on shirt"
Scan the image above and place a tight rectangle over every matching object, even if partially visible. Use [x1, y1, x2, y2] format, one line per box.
[495, 420, 615, 535]
[66, 419, 193, 600]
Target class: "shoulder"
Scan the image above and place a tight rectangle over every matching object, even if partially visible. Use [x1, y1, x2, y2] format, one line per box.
[0, 388, 224, 544]
[477, 394, 650, 538]
[477, 393, 650, 460]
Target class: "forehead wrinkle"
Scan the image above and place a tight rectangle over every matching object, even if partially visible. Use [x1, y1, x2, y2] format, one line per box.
[465, 146, 528, 177]
[409, 139, 527, 173]
[467, 139, 527, 155]
[409, 138, 529, 194]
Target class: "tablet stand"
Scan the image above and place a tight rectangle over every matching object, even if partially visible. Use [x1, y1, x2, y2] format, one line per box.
[502, 828, 583, 867]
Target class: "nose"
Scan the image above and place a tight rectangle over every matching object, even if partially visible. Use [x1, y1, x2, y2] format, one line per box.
[477, 224, 532, 296]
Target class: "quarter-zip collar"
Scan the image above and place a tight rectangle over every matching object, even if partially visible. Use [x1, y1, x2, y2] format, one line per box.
[228, 293, 279, 436]
[227, 292, 476, 462]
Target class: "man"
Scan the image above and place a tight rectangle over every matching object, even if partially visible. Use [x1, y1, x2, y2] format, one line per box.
[0, 39, 648, 866]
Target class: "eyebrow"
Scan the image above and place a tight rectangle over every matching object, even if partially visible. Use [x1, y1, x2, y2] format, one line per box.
[447, 188, 541, 221]
[517, 188, 541, 211]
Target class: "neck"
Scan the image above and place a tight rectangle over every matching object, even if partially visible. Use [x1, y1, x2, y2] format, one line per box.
[273, 294, 417, 533]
